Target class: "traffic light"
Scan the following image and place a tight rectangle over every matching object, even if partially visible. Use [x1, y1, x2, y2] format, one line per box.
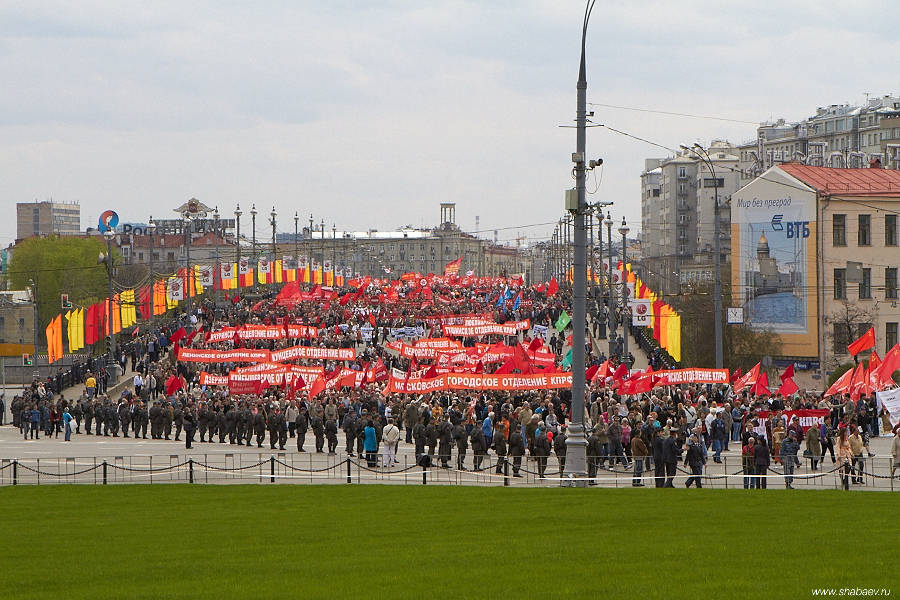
[23, 353, 33, 366]
[61, 294, 72, 309]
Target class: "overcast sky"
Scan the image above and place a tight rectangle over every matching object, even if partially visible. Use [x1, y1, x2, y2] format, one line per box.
[2, 0, 897, 249]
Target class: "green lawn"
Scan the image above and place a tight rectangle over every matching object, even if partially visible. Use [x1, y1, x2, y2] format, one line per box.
[3, 485, 894, 599]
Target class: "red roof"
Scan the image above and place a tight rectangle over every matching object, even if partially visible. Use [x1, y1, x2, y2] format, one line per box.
[779, 163, 900, 197]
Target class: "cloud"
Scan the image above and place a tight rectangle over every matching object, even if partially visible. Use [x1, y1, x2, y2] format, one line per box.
[0, 0, 897, 249]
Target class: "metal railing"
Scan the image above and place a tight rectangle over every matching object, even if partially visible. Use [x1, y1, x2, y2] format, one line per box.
[0, 453, 897, 489]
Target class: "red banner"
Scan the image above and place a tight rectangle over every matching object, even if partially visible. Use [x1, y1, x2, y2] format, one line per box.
[176, 348, 271, 363]
[269, 345, 355, 362]
[754, 409, 830, 439]
[286, 324, 319, 339]
[654, 368, 730, 385]
[443, 323, 518, 337]
[384, 372, 572, 394]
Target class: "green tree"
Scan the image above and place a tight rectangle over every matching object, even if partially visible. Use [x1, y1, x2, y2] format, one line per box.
[8, 236, 115, 348]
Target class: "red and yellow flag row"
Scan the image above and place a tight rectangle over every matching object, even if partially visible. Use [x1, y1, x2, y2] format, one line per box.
[43, 261, 347, 363]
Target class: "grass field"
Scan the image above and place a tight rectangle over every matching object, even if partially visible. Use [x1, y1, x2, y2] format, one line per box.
[2, 485, 895, 599]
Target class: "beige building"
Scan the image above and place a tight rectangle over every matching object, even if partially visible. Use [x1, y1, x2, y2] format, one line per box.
[16, 201, 81, 241]
[0, 290, 35, 356]
[640, 141, 740, 294]
[731, 163, 900, 381]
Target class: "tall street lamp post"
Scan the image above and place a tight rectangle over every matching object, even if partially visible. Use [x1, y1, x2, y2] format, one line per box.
[250, 204, 258, 291]
[604, 211, 615, 357]
[563, 0, 598, 485]
[183, 215, 192, 314]
[147, 217, 156, 325]
[682, 143, 723, 369]
[270, 207, 278, 274]
[213, 207, 220, 312]
[294, 212, 299, 277]
[102, 230, 116, 358]
[234, 204, 242, 286]
[618, 216, 630, 363]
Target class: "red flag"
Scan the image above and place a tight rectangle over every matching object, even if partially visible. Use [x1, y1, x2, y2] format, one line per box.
[848, 326, 875, 356]
[848, 363, 867, 401]
[585, 364, 599, 381]
[730, 367, 742, 384]
[775, 377, 799, 397]
[749, 372, 770, 396]
[165, 374, 183, 396]
[591, 360, 610, 383]
[612, 362, 628, 381]
[528, 337, 543, 352]
[547, 277, 559, 297]
[733, 362, 760, 393]
[369, 314, 377, 327]
[308, 377, 326, 399]
[876, 344, 900, 388]
[535, 283, 546, 293]
[131, 327, 141, 337]
[825, 367, 855, 397]
[423, 365, 437, 379]
[780, 363, 794, 382]
[170, 327, 187, 344]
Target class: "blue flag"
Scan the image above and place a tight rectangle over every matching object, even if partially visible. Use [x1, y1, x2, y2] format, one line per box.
[513, 293, 521, 310]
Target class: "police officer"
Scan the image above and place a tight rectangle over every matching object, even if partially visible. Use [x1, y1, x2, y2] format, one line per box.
[149, 401, 162, 438]
[533, 424, 551, 478]
[83, 398, 94, 435]
[493, 419, 507, 474]
[225, 404, 237, 444]
[296, 406, 309, 452]
[470, 424, 487, 471]
[217, 404, 228, 443]
[587, 427, 602, 484]
[106, 401, 119, 437]
[118, 399, 131, 438]
[269, 407, 287, 450]
[554, 424, 568, 476]
[341, 410, 355, 456]
[437, 417, 453, 469]
[453, 422, 468, 470]
[197, 403, 210, 442]
[426, 419, 438, 457]
[325, 418, 338, 454]
[135, 401, 149, 439]
[253, 405, 267, 448]
[508, 428, 525, 477]
[310, 413, 325, 453]
[413, 417, 426, 462]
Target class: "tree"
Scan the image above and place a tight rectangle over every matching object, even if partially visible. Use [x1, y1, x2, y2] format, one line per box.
[8, 236, 115, 348]
[724, 325, 783, 372]
[825, 299, 878, 367]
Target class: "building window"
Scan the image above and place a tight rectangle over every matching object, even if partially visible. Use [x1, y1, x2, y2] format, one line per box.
[833, 268, 846, 300]
[886, 215, 897, 246]
[832, 214, 846, 246]
[887, 268, 898, 299]
[859, 268, 872, 299]
[833, 323, 851, 353]
[858, 214, 871, 246]
[702, 178, 724, 187]
[887, 323, 898, 351]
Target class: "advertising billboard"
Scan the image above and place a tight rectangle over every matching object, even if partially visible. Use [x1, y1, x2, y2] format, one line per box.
[731, 167, 818, 358]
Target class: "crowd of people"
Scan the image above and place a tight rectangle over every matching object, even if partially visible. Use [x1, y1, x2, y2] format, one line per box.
[5, 276, 900, 488]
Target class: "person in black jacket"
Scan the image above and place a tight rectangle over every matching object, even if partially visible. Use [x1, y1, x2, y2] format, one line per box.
[325, 418, 338, 454]
[310, 414, 325, 453]
[683, 435, 705, 488]
[183, 406, 196, 449]
[341, 411, 355, 456]
[438, 417, 453, 468]
[533, 426, 551, 478]
[661, 432, 680, 488]
[470, 426, 487, 471]
[453, 423, 468, 470]
[296, 408, 310, 452]
[753, 435, 771, 489]
[493, 420, 508, 474]
[554, 425, 567, 476]
[268, 408, 287, 450]
[508, 429, 525, 477]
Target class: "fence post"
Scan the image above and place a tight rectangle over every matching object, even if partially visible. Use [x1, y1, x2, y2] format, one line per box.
[12, 460, 17, 486]
[270, 455, 275, 483]
[189, 459, 194, 484]
[346, 458, 352, 484]
[422, 463, 427, 485]
[504, 457, 509, 487]
[102, 460, 108, 485]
